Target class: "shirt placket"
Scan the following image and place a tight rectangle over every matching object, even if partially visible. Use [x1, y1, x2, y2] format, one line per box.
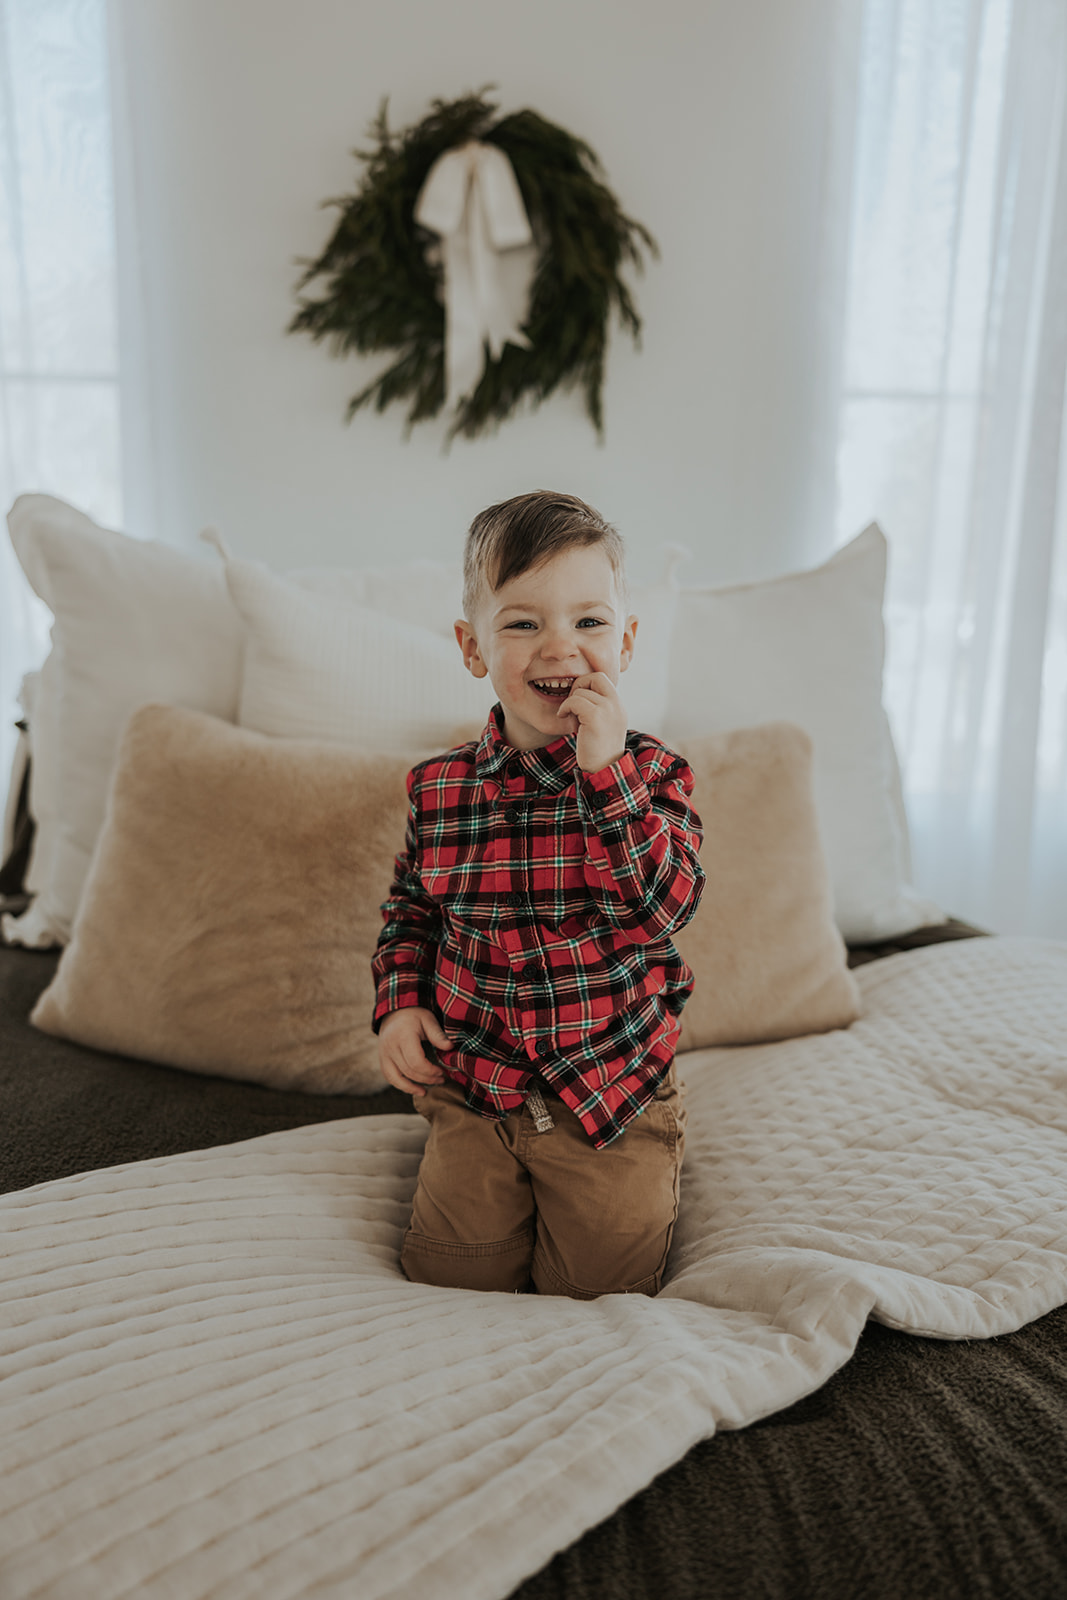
[498, 762, 559, 1069]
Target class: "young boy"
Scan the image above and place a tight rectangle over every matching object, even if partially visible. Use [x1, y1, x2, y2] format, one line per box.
[372, 491, 705, 1298]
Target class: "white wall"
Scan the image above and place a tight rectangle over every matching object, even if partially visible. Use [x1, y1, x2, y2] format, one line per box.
[113, 0, 846, 588]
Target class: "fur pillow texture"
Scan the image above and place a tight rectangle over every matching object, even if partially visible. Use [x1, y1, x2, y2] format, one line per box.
[31, 705, 410, 1094]
[675, 723, 861, 1049]
[30, 707, 858, 1092]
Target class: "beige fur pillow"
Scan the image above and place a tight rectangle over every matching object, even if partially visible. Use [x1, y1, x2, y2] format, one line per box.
[675, 723, 861, 1049]
[31, 708, 857, 1090]
[31, 705, 414, 1093]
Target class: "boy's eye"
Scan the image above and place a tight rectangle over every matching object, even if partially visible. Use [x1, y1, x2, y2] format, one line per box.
[503, 616, 606, 631]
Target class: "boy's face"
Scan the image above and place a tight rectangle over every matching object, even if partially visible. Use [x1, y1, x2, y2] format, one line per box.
[454, 545, 637, 751]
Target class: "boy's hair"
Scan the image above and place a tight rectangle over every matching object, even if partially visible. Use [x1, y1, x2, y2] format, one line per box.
[462, 490, 626, 622]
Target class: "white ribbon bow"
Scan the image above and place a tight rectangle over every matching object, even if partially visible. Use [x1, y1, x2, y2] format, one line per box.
[414, 141, 536, 408]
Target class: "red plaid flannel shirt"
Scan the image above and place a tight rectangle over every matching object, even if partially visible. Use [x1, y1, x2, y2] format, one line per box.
[372, 704, 705, 1148]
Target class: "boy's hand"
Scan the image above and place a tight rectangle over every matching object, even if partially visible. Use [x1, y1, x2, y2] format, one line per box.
[557, 672, 627, 773]
[378, 1008, 454, 1096]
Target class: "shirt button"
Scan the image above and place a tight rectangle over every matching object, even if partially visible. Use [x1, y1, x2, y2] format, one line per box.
[522, 961, 541, 979]
[505, 892, 525, 907]
[536, 1039, 553, 1058]
[505, 805, 524, 824]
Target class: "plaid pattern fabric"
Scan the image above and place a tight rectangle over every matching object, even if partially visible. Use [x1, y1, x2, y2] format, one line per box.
[373, 704, 705, 1149]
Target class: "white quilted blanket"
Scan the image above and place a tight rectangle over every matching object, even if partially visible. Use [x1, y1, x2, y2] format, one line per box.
[2, 936, 1066, 1600]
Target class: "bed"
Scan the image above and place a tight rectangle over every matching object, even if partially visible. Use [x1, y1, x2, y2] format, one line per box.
[2, 495, 1066, 1599]
[3, 925, 1067, 1600]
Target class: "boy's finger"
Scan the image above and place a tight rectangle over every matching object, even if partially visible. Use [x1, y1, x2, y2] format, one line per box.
[395, 1061, 442, 1093]
[570, 672, 611, 695]
[381, 1059, 429, 1095]
[559, 679, 591, 706]
[412, 1036, 448, 1070]
[557, 689, 594, 717]
[405, 1046, 445, 1081]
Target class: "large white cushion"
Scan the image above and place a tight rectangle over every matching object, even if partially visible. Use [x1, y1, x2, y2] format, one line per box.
[4, 495, 243, 947]
[3, 498, 679, 946]
[287, 557, 467, 635]
[664, 525, 943, 941]
[4, 494, 934, 950]
[233, 554, 678, 746]
[227, 555, 497, 751]
[1, 500, 382, 948]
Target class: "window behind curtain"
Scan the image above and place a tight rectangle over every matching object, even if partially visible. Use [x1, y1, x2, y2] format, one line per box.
[835, 0, 1067, 937]
[0, 0, 120, 780]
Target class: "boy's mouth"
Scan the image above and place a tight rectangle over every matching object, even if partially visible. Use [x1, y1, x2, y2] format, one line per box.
[530, 677, 575, 700]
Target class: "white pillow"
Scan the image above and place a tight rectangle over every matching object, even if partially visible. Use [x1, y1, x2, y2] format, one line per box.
[287, 557, 463, 635]
[228, 555, 497, 751]
[4, 495, 244, 947]
[3, 507, 507, 947]
[0, 503, 347, 947]
[285, 557, 679, 737]
[663, 524, 944, 942]
[4, 495, 679, 947]
[22, 491, 917, 947]
[616, 568, 678, 737]
[228, 552, 679, 751]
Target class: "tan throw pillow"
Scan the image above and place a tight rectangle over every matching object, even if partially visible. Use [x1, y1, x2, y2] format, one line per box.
[31, 708, 857, 1089]
[676, 723, 861, 1050]
[31, 704, 416, 1094]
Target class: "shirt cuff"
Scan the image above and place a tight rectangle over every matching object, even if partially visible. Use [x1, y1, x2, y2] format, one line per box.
[576, 750, 651, 828]
[372, 977, 436, 1032]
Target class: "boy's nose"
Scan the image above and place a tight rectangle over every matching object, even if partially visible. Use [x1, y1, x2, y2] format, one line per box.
[539, 632, 577, 661]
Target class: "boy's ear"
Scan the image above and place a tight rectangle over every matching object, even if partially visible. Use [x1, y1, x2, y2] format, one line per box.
[618, 614, 638, 673]
[454, 619, 489, 679]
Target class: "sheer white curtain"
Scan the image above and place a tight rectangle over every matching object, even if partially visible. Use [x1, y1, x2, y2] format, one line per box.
[0, 0, 121, 782]
[836, 0, 1067, 938]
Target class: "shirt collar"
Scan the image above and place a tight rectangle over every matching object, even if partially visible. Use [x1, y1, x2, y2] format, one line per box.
[475, 703, 577, 792]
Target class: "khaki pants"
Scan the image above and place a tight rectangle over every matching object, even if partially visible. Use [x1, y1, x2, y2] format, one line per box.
[401, 1071, 686, 1298]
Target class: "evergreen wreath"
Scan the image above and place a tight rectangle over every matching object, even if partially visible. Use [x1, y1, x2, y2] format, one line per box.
[289, 91, 657, 440]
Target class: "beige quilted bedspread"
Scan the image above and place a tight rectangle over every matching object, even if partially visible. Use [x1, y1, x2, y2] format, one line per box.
[2, 936, 1066, 1600]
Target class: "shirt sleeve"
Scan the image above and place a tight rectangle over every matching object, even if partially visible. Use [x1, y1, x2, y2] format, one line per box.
[371, 781, 442, 1029]
[575, 747, 705, 943]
